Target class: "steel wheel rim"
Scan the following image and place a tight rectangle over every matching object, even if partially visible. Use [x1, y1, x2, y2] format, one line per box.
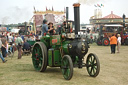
[86, 54, 99, 76]
[104, 39, 109, 45]
[97, 39, 102, 45]
[61, 57, 71, 79]
[32, 44, 43, 71]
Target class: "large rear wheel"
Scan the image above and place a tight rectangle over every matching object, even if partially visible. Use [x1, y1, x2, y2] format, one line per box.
[32, 42, 47, 72]
[102, 38, 110, 46]
[61, 55, 73, 80]
[86, 53, 100, 77]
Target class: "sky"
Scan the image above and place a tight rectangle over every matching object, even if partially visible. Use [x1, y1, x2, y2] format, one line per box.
[0, 0, 127, 24]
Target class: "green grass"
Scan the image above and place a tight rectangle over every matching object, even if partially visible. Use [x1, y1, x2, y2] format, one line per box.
[0, 45, 128, 85]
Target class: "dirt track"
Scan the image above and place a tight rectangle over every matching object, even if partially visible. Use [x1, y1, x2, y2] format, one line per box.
[0, 44, 128, 85]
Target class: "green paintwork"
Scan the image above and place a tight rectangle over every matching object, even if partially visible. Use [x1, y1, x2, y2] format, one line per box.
[27, 41, 36, 46]
[32, 44, 43, 71]
[50, 35, 61, 46]
[61, 59, 70, 79]
[40, 35, 50, 47]
[32, 34, 81, 68]
[61, 55, 73, 80]
[48, 48, 61, 67]
[62, 41, 70, 54]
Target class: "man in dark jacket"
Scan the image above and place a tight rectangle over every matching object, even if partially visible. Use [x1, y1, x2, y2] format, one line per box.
[23, 39, 31, 51]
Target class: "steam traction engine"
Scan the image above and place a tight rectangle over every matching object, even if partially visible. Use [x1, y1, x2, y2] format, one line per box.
[32, 3, 100, 80]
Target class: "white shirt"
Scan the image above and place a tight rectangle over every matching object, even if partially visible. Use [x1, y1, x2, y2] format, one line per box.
[117, 37, 121, 44]
[8, 36, 13, 42]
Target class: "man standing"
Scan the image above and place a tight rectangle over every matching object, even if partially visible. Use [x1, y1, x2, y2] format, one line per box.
[1, 35, 7, 57]
[110, 34, 117, 54]
[0, 37, 7, 63]
[8, 34, 13, 45]
[42, 19, 48, 36]
[15, 35, 23, 59]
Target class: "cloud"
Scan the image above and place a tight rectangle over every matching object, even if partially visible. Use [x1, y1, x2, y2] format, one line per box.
[0, 6, 33, 24]
[78, 0, 106, 5]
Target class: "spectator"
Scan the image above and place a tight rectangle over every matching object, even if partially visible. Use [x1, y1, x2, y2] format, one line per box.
[27, 36, 32, 41]
[21, 35, 24, 41]
[117, 34, 121, 53]
[42, 19, 48, 36]
[1, 35, 7, 57]
[8, 34, 13, 45]
[48, 22, 56, 35]
[31, 35, 36, 41]
[15, 34, 23, 59]
[0, 37, 7, 63]
[110, 34, 117, 54]
[23, 39, 31, 51]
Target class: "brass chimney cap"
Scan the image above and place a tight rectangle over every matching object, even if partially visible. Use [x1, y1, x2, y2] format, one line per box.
[73, 3, 81, 7]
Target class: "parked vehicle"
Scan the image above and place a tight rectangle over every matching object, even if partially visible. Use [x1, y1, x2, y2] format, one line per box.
[97, 24, 128, 46]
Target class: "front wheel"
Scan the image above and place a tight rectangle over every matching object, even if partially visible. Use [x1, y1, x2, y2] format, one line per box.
[61, 55, 73, 80]
[86, 53, 100, 77]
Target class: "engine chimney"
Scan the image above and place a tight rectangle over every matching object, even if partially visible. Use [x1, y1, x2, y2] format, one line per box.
[73, 3, 80, 35]
[66, 7, 69, 21]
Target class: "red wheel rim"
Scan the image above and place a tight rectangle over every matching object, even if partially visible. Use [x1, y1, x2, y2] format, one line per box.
[104, 39, 109, 45]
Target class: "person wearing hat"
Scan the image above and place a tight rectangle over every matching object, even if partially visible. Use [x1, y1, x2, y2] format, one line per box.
[42, 20, 55, 36]
[48, 22, 55, 35]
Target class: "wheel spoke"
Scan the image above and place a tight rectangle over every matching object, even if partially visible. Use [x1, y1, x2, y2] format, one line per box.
[92, 57, 95, 64]
[90, 56, 92, 61]
[93, 63, 97, 66]
[88, 59, 92, 64]
[90, 67, 93, 75]
[92, 67, 95, 74]
[66, 69, 70, 77]
[40, 57, 43, 60]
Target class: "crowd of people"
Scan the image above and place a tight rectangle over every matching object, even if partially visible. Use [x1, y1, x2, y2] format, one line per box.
[0, 19, 56, 63]
[0, 32, 36, 63]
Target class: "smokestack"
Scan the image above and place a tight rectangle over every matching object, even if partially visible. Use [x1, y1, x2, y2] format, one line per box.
[73, 3, 80, 34]
[66, 7, 69, 21]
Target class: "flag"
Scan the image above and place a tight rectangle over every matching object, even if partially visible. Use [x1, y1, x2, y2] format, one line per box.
[52, 6, 53, 11]
[46, 7, 48, 11]
[101, 4, 104, 7]
[34, 6, 36, 12]
[97, 4, 101, 8]
[94, 5, 97, 7]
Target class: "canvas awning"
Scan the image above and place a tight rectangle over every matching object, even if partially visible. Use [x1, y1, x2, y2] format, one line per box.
[104, 24, 123, 27]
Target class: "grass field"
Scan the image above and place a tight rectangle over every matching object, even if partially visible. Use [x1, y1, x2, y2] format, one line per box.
[0, 44, 128, 85]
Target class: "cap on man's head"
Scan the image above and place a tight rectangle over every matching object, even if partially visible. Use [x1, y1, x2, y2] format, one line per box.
[43, 19, 47, 24]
